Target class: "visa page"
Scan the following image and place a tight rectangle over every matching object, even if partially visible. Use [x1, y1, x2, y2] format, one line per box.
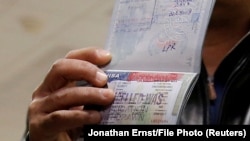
[101, 0, 215, 124]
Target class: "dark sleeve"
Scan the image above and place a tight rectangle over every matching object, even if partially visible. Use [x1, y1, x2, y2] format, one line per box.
[25, 132, 29, 141]
[20, 131, 29, 141]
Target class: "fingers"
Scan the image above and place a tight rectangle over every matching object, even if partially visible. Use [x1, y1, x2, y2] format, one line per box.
[36, 87, 114, 112]
[29, 85, 115, 138]
[48, 110, 101, 130]
[65, 47, 112, 66]
[37, 59, 108, 94]
[29, 110, 101, 140]
[34, 47, 112, 96]
[28, 47, 114, 141]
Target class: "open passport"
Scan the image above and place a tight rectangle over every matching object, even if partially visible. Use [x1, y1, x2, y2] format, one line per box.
[99, 0, 216, 124]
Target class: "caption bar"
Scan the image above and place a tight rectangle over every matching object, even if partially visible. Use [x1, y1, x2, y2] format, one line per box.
[83, 125, 249, 140]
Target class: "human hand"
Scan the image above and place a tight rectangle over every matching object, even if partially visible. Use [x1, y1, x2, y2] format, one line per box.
[27, 47, 115, 141]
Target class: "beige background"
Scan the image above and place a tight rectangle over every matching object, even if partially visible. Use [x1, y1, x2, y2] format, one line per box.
[0, 0, 115, 140]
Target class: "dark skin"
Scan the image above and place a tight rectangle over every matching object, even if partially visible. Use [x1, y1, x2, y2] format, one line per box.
[203, 0, 250, 76]
[202, 0, 250, 99]
[27, 0, 250, 141]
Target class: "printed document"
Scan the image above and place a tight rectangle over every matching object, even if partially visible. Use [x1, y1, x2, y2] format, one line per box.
[101, 0, 216, 124]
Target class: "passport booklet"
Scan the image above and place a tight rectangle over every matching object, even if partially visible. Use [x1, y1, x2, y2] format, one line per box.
[100, 0, 216, 124]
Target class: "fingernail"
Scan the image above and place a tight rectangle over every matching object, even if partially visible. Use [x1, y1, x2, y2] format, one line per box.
[96, 71, 108, 83]
[97, 49, 111, 57]
[100, 88, 115, 98]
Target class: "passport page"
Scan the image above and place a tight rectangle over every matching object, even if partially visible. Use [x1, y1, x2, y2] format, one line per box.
[101, 0, 215, 124]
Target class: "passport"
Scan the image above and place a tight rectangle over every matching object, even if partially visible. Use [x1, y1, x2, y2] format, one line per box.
[101, 0, 216, 124]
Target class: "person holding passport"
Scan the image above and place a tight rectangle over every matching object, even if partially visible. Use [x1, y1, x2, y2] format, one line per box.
[23, 0, 250, 141]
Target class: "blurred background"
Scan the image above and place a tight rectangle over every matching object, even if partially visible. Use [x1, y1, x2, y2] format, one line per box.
[0, 0, 115, 140]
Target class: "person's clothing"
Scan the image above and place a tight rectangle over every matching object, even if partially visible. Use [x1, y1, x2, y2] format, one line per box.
[180, 31, 250, 125]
